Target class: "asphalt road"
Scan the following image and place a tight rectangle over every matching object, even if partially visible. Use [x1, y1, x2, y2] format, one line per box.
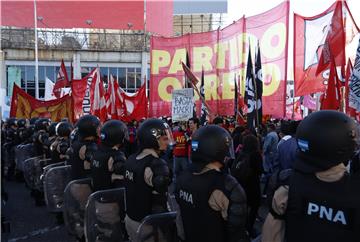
[2, 180, 76, 242]
[1, 179, 267, 242]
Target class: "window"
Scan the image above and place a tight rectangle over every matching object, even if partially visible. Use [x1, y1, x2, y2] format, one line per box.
[118, 68, 126, 88]
[135, 68, 142, 88]
[100, 67, 108, 84]
[109, 67, 117, 80]
[127, 68, 136, 91]
[45, 66, 55, 81]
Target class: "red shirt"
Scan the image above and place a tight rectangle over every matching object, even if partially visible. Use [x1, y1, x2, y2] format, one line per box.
[172, 130, 188, 157]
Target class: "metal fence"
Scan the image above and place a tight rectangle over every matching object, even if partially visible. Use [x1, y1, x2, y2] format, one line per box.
[1, 27, 149, 52]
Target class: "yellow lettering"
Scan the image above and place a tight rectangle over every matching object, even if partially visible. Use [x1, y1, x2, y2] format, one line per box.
[229, 37, 238, 68]
[261, 23, 286, 59]
[214, 41, 228, 69]
[221, 72, 235, 99]
[193, 46, 213, 72]
[151, 50, 171, 75]
[169, 48, 187, 74]
[204, 74, 220, 100]
[158, 77, 182, 101]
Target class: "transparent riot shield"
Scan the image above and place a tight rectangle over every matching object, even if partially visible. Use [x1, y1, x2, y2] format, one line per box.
[42, 162, 66, 177]
[43, 165, 72, 212]
[23, 156, 42, 189]
[15, 143, 35, 172]
[34, 158, 52, 191]
[135, 212, 177, 242]
[84, 188, 126, 242]
[63, 178, 93, 239]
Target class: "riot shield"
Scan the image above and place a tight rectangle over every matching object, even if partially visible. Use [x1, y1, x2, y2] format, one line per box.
[34, 158, 52, 191]
[23, 156, 42, 189]
[43, 165, 72, 212]
[63, 178, 93, 239]
[84, 188, 126, 242]
[15, 144, 35, 172]
[135, 212, 177, 242]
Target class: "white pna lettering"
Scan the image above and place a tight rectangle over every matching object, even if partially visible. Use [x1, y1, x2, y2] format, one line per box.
[307, 202, 347, 225]
[125, 170, 134, 181]
[179, 190, 193, 204]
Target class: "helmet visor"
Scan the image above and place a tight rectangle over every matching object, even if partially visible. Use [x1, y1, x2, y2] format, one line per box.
[162, 123, 175, 146]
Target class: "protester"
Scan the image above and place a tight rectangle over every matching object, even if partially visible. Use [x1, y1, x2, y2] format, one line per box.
[231, 134, 263, 237]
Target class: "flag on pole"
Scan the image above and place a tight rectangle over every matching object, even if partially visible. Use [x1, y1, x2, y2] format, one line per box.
[349, 37, 360, 111]
[44, 77, 56, 101]
[321, 57, 340, 110]
[106, 75, 125, 119]
[245, 47, 256, 131]
[234, 73, 238, 118]
[90, 68, 107, 122]
[53, 59, 70, 98]
[316, 1, 346, 76]
[182, 62, 211, 115]
[200, 68, 208, 125]
[345, 59, 356, 116]
[255, 42, 263, 124]
[185, 51, 191, 88]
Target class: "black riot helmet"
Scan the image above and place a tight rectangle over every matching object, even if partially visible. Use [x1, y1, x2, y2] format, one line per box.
[76, 115, 100, 139]
[191, 125, 235, 165]
[7, 118, 17, 127]
[48, 122, 58, 137]
[17, 119, 28, 128]
[30, 117, 39, 125]
[100, 120, 129, 147]
[34, 118, 50, 131]
[56, 121, 73, 137]
[137, 118, 174, 150]
[295, 110, 358, 173]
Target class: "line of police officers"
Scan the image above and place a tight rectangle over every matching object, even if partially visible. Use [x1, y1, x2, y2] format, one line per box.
[2, 110, 360, 242]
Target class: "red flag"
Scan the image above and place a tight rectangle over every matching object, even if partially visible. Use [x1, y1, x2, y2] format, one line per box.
[120, 84, 147, 121]
[106, 75, 127, 120]
[53, 59, 70, 98]
[293, 1, 359, 97]
[321, 58, 340, 110]
[316, 1, 345, 76]
[345, 59, 356, 117]
[90, 68, 107, 122]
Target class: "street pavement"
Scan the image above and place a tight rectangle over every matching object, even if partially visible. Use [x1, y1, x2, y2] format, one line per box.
[2, 180, 75, 242]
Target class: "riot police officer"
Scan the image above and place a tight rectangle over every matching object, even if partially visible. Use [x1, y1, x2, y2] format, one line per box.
[50, 121, 73, 163]
[68, 115, 100, 179]
[90, 120, 128, 241]
[32, 118, 51, 157]
[262, 111, 360, 242]
[175, 125, 248, 242]
[16, 118, 29, 143]
[42, 122, 58, 159]
[91, 119, 128, 191]
[3, 118, 19, 180]
[124, 118, 173, 241]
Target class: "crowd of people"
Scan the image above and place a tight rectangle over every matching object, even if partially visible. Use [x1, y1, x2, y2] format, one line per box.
[1, 110, 360, 242]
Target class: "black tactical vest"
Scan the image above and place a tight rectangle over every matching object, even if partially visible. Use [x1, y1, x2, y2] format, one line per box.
[68, 140, 96, 180]
[124, 154, 154, 222]
[286, 171, 360, 242]
[91, 145, 120, 191]
[175, 169, 227, 242]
